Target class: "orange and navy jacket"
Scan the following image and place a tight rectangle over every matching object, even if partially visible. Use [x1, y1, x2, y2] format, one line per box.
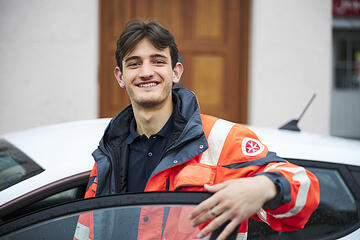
[74, 87, 320, 240]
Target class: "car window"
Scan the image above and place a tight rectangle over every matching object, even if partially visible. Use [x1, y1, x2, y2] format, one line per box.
[248, 159, 360, 240]
[1, 192, 236, 240]
[349, 167, 360, 189]
[0, 171, 89, 223]
[2, 205, 203, 240]
[0, 139, 43, 191]
[3, 185, 86, 222]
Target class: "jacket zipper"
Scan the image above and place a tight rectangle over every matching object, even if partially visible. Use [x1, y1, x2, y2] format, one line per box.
[146, 135, 204, 190]
[95, 144, 114, 196]
[161, 178, 171, 239]
[103, 142, 121, 194]
[166, 178, 170, 191]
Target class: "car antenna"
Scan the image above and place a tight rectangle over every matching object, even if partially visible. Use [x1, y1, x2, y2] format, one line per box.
[279, 94, 316, 132]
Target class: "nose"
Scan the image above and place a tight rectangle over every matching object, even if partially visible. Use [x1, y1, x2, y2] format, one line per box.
[139, 61, 154, 79]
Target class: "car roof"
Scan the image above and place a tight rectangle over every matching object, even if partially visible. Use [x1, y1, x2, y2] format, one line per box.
[248, 126, 360, 166]
[0, 118, 111, 206]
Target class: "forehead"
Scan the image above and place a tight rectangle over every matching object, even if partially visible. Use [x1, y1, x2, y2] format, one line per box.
[124, 38, 170, 60]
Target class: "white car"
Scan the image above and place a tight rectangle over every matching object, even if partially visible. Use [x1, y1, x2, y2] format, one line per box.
[0, 119, 359, 240]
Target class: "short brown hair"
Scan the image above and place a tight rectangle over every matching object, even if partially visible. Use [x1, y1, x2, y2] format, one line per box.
[115, 19, 179, 71]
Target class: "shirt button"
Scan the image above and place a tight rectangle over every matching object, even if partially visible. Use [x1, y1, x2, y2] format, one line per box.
[199, 144, 204, 149]
[144, 216, 149, 222]
[173, 160, 178, 164]
[148, 152, 153, 157]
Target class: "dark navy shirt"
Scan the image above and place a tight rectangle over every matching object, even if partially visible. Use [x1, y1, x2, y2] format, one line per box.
[126, 114, 174, 192]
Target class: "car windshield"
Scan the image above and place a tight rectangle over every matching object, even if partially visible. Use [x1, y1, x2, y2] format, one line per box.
[0, 139, 43, 191]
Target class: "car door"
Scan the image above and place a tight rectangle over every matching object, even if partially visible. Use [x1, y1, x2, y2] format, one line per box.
[248, 159, 360, 240]
[0, 192, 242, 240]
[1, 160, 359, 240]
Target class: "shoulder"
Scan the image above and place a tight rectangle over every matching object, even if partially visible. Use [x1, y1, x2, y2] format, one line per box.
[200, 114, 259, 140]
[199, 115, 269, 165]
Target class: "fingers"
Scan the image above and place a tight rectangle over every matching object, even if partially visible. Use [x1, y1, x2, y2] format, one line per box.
[210, 207, 220, 217]
[188, 193, 219, 220]
[216, 220, 240, 240]
[195, 210, 232, 238]
[189, 180, 235, 222]
[190, 179, 249, 239]
[192, 203, 226, 227]
[204, 180, 233, 193]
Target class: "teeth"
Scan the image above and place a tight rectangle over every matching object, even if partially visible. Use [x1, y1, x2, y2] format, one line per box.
[139, 82, 157, 87]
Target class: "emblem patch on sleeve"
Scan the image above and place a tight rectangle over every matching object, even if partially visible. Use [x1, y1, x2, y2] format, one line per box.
[241, 137, 265, 156]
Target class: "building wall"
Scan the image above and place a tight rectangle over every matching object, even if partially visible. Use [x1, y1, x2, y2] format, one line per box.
[249, 0, 332, 135]
[0, 0, 333, 136]
[0, 0, 99, 134]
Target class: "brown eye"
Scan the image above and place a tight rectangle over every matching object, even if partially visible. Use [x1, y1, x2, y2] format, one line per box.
[154, 60, 165, 65]
[127, 62, 140, 68]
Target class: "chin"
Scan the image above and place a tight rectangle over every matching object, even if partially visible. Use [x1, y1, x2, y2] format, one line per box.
[135, 98, 166, 108]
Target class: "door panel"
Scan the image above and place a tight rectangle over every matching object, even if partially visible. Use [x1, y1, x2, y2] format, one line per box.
[99, 0, 250, 123]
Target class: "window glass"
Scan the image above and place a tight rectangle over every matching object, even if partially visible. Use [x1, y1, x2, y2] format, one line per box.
[1, 205, 204, 240]
[249, 166, 359, 240]
[336, 38, 347, 61]
[0, 139, 43, 191]
[333, 31, 360, 89]
[335, 68, 348, 88]
[4, 187, 86, 222]
[350, 169, 360, 188]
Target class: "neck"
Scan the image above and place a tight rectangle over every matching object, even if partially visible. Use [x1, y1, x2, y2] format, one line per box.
[132, 98, 173, 138]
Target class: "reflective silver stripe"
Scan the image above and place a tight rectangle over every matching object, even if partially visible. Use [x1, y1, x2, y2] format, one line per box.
[200, 119, 235, 166]
[236, 232, 248, 240]
[265, 162, 285, 171]
[74, 222, 90, 240]
[269, 166, 310, 218]
[256, 208, 269, 225]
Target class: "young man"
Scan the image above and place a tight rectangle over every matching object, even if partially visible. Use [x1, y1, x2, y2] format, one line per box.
[75, 19, 319, 240]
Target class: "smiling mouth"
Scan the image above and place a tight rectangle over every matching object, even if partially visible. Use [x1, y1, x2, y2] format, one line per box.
[137, 82, 159, 88]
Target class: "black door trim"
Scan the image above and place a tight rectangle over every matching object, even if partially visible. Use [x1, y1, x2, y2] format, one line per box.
[0, 191, 211, 236]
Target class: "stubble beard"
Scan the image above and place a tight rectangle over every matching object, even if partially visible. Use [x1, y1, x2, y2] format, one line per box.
[126, 85, 172, 109]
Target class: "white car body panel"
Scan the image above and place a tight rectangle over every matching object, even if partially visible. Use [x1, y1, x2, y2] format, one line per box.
[1, 119, 359, 239]
[2, 119, 360, 206]
[0, 118, 111, 206]
[248, 126, 360, 166]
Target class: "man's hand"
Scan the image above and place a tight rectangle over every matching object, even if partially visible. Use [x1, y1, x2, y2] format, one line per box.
[188, 176, 277, 240]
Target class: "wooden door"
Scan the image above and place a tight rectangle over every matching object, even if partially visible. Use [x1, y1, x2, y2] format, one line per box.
[99, 0, 250, 123]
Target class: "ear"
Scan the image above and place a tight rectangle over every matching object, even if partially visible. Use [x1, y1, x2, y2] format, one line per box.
[172, 62, 184, 84]
[114, 66, 125, 88]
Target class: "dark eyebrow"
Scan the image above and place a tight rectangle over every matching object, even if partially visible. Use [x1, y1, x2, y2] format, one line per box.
[124, 56, 140, 63]
[124, 54, 168, 63]
[150, 54, 168, 60]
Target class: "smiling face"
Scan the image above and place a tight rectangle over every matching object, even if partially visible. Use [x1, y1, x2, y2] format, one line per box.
[115, 38, 183, 109]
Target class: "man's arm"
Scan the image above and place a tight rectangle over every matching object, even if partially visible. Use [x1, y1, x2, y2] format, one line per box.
[73, 163, 98, 240]
[189, 175, 277, 240]
[188, 120, 320, 240]
[84, 163, 98, 198]
[189, 161, 320, 240]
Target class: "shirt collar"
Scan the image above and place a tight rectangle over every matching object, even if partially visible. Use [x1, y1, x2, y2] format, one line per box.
[125, 112, 174, 144]
[125, 118, 139, 144]
[156, 112, 174, 138]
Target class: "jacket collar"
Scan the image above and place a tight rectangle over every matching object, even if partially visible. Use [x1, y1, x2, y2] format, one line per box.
[100, 87, 204, 150]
